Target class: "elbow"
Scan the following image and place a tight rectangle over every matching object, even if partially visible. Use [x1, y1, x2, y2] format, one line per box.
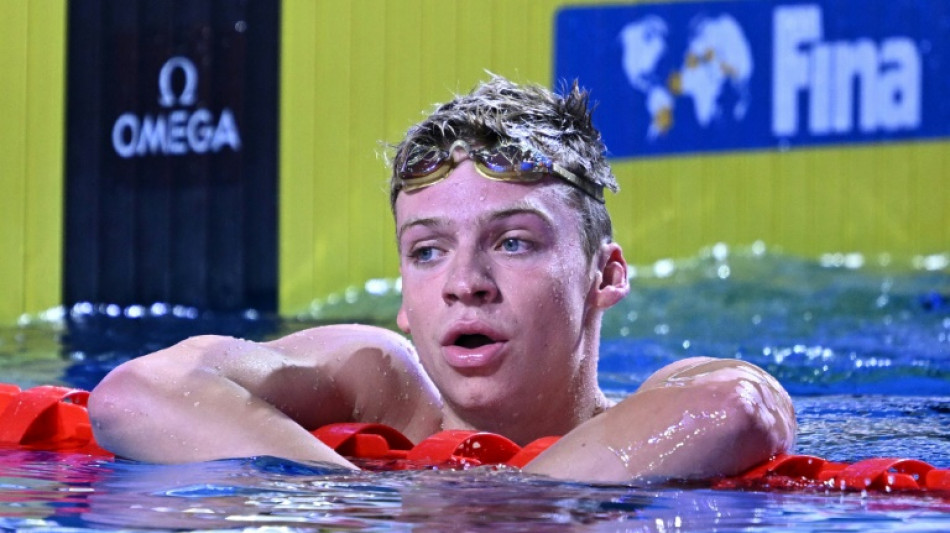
[87, 336, 226, 456]
[88, 362, 152, 456]
[708, 366, 798, 475]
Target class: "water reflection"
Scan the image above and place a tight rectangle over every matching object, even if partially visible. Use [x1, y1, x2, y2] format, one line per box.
[2, 451, 948, 531]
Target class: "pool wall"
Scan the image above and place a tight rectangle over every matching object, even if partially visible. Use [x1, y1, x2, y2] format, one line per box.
[0, 1, 66, 324]
[1, 0, 948, 323]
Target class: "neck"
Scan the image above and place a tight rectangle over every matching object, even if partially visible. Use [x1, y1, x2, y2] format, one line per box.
[440, 360, 609, 446]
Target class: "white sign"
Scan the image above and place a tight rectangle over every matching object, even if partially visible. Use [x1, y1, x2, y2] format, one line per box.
[111, 56, 242, 158]
[772, 5, 921, 137]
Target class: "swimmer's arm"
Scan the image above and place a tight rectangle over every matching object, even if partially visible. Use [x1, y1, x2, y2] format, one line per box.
[523, 357, 796, 483]
[88, 324, 441, 466]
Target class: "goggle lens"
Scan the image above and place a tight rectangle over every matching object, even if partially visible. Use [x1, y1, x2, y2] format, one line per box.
[395, 140, 604, 202]
[479, 145, 527, 175]
[401, 146, 448, 178]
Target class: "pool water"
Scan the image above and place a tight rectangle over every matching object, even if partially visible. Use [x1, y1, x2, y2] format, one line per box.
[1, 246, 948, 531]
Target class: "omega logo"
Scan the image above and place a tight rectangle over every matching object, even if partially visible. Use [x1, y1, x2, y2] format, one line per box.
[111, 56, 242, 158]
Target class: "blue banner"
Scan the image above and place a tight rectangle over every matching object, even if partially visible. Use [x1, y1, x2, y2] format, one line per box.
[555, 0, 950, 158]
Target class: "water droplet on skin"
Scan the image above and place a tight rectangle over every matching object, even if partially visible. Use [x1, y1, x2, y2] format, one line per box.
[607, 444, 633, 469]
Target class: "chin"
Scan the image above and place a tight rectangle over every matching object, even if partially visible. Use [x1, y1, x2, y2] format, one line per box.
[444, 376, 517, 412]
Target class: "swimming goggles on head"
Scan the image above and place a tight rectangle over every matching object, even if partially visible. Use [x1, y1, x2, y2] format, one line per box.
[395, 139, 605, 203]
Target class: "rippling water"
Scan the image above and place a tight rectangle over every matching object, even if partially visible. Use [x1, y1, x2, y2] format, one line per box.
[0, 247, 948, 531]
[1, 451, 948, 531]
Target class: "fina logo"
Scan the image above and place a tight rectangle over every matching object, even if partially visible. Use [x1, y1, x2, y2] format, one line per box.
[620, 14, 753, 140]
[772, 5, 921, 136]
[618, 4, 922, 141]
[111, 56, 242, 158]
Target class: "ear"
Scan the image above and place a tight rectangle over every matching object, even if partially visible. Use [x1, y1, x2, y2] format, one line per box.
[396, 302, 411, 334]
[592, 242, 630, 310]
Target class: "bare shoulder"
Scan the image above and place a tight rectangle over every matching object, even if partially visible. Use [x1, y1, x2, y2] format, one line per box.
[266, 324, 443, 440]
[104, 324, 414, 389]
[526, 357, 796, 483]
[264, 323, 416, 364]
[636, 356, 723, 391]
[633, 357, 795, 443]
[262, 324, 436, 410]
[637, 356, 792, 398]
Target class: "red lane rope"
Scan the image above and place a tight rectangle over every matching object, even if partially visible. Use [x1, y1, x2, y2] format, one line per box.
[0, 383, 111, 456]
[709, 453, 950, 493]
[2, 384, 948, 493]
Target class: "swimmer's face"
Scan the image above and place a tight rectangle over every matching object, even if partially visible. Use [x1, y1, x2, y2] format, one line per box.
[394, 151, 627, 420]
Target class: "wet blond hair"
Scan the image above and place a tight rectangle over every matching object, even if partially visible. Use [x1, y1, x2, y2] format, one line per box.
[390, 75, 618, 259]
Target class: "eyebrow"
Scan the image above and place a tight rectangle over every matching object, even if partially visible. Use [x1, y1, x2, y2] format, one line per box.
[396, 217, 446, 243]
[396, 201, 555, 243]
[486, 202, 555, 227]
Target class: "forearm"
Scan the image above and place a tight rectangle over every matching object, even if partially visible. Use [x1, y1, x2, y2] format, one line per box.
[88, 338, 356, 467]
[88, 326, 437, 466]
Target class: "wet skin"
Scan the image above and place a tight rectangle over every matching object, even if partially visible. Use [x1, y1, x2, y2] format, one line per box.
[394, 157, 618, 443]
[88, 153, 796, 482]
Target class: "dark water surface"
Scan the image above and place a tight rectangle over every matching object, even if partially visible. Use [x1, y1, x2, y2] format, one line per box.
[1, 449, 949, 532]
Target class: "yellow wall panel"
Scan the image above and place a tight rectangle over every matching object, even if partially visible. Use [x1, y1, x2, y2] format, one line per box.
[0, 2, 29, 322]
[279, 0, 574, 314]
[612, 141, 949, 263]
[348, 1, 390, 279]
[279, 0, 318, 309]
[0, 1, 65, 323]
[24, 0, 66, 317]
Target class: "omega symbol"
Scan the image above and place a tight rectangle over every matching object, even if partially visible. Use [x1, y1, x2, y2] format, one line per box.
[158, 56, 198, 107]
[112, 56, 242, 159]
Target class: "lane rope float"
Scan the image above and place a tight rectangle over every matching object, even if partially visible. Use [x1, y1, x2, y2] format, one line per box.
[2, 383, 947, 494]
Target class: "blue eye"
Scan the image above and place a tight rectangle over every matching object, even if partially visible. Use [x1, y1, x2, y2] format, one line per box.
[411, 246, 439, 263]
[500, 238, 525, 253]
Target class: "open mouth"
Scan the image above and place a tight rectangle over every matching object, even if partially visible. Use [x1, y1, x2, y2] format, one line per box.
[442, 327, 507, 368]
[454, 334, 495, 349]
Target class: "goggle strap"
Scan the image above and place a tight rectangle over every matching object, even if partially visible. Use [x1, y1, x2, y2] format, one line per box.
[551, 162, 605, 203]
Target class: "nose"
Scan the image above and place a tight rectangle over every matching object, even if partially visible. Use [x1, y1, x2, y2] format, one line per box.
[442, 247, 499, 306]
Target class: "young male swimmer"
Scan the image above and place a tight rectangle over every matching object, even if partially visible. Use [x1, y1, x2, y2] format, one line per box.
[88, 76, 796, 483]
